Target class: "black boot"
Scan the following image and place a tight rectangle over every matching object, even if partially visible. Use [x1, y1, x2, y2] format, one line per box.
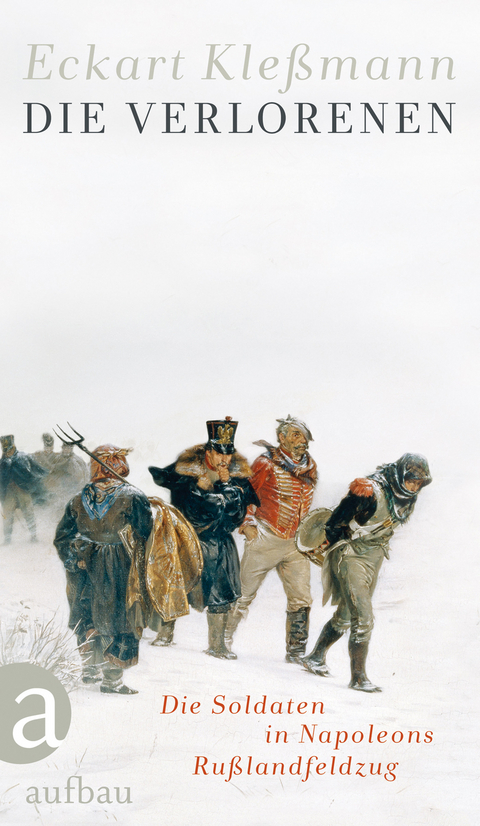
[285, 607, 311, 663]
[348, 638, 382, 692]
[302, 619, 344, 676]
[205, 612, 237, 660]
[151, 619, 176, 646]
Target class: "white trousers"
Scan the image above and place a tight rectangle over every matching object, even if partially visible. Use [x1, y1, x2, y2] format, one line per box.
[235, 521, 312, 615]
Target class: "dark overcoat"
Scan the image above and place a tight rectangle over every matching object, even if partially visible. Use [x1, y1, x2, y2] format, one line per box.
[0, 451, 48, 504]
[54, 483, 153, 666]
[149, 445, 259, 611]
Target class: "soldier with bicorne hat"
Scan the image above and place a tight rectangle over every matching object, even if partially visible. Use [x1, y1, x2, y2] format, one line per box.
[149, 417, 259, 659]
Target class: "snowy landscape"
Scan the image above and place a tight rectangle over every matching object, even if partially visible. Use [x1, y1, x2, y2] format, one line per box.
[0, 465, 477, 826]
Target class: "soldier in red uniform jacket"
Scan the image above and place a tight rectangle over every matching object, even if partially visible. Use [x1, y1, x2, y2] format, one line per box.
[225, 415, 317, 662]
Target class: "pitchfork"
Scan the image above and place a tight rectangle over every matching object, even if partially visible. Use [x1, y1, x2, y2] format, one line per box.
[53, 423, 131, 485]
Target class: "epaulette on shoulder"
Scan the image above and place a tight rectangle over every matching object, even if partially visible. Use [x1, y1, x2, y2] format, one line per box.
[349, 478, 374, 497]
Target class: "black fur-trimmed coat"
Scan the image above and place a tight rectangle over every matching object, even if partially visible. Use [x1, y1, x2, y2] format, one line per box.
[149, 446, 259, 611]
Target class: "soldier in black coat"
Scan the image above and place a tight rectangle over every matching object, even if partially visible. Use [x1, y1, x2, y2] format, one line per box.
[149, 418, 259, 659]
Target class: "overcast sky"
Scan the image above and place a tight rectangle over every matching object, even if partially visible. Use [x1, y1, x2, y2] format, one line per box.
[2, 0, 478, 492]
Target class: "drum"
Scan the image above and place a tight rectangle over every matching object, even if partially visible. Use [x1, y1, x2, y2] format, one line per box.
[294, 507, 332, 568]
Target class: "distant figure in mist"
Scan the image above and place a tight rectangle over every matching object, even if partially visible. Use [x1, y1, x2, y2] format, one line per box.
[0, 434, 48, 544]
[49, 443, 89, 516]
[34, 432, 58, 476]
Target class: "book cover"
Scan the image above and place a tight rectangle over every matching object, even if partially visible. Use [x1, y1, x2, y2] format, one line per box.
[1, 2, 478, 824]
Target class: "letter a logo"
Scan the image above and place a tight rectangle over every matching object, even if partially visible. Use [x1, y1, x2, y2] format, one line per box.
[0, 664, 71, 763]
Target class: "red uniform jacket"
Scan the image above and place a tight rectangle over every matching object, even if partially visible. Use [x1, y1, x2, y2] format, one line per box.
[242, 445, 317, 539]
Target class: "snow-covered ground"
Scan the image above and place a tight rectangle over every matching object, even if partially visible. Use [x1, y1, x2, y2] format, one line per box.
[0, 472, 478, 826]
